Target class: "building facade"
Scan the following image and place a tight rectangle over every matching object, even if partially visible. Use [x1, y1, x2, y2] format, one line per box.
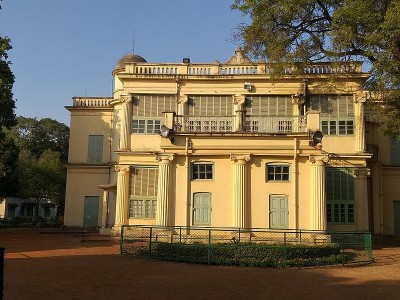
[64, 48, 400, 236]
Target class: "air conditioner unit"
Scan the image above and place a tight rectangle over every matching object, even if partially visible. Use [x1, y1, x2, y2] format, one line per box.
[244, 82, 252, 90]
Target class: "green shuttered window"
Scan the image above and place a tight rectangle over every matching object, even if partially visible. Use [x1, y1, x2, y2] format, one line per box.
[246, 95, 293, 116]
[129, 167, 158, 219]
[308, 95, 354, 135]
[326, 168, 355, 224]
[88, 135, 103, 163]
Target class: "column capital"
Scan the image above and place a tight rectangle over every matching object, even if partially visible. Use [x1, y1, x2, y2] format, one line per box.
[233, 94, 246, 105]
[177, 94, 188, 104]
[115, 165, 130, 173]
[120, 94, 132, 103]
[291, 93, 305, 105]
[156, 154, 174, 163]
[354, 93, 368, 103]
[354, 168, 370, 178]
[230, 154, 251, 164]
[309, 155, 329, 165]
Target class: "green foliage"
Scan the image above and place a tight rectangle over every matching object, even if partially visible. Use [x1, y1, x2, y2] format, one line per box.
[232, 0, 400, 136]
[16, 149, 66, 214]
[10, 117, 70, 163]
[137, 242, 350, 267]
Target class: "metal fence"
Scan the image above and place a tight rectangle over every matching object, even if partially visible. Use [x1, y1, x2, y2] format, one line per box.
[1, 247, 4, 300]
[120, 225, 372, 268]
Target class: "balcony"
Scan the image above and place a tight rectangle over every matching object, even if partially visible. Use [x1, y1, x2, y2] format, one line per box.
[174, 115, 307, 134]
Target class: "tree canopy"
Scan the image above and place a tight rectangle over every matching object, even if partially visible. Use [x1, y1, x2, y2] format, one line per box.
[232, 0, 400, 136]
[0, 2, 18, 195]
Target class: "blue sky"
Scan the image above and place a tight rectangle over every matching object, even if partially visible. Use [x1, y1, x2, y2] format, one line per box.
[0, 0, 246, 125]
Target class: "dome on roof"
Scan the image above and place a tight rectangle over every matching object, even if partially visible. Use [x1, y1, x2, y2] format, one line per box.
[116, 53, 147, 69]
[226, 47, 253, 64]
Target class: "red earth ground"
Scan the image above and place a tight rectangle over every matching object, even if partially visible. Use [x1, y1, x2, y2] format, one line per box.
[1, 228, 400, 300]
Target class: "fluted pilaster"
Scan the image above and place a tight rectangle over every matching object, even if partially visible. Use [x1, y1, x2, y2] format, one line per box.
[354, 94, 366, 153]
[156, 154, 174, 226]
[231, 154, 250, 228]
[309, 156, 327, 231]
[119, 95, 131, 150]
[354, 168, 370, 231]
[114, 165, 130, 226]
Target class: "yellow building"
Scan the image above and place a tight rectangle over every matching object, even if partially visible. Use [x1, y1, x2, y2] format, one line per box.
[64, 48, 400, 236]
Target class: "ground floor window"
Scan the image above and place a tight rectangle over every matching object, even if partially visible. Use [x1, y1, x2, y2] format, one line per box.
[129, 199, 157, 219]
[129, 167, 158, 219]
[326, 168, 355, 224]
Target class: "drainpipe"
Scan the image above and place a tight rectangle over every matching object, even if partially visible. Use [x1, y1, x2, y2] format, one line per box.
[379, 162, 384, 237]
[185, 137, 191, 230]
[293, 138, 298, 231]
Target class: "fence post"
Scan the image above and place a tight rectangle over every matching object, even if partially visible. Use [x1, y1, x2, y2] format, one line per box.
[208, 229, 211, 265]
[238, 227, 241, 243]
[365, 233, 373, 261]
[283, 232, 287, 268]
[179, 226, 182, 243]
[149, 227, 153, 257]
[120, 226, 124, 255]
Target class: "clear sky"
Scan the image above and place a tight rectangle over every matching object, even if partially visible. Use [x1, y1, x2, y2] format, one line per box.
[0, 0, 246, 125]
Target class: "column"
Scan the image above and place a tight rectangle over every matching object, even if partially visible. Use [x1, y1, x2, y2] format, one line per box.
[101, 190, 109, 228]
[119, 94, 131, 150]
[354, 168, 370, 232]
[309, 156, 327, 231]
[114, 165, 130, 226]
[231, 154, 250, 228]
[354, 94, 366, 153]
[233, 94, 245, 132]
[156, 154, 174, 226]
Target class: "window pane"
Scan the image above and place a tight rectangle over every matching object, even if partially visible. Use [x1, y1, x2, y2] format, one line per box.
[266, 165, 290, 181]
[192, 164, 213, 180]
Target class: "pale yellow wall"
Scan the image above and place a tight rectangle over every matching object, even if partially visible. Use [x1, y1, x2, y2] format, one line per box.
[64, 167, 110, 226]
[68, 110, 113, 164]
[381, 167, 400, 235]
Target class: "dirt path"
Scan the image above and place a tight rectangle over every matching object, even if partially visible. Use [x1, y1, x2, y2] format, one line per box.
[1, 229, 400, 300]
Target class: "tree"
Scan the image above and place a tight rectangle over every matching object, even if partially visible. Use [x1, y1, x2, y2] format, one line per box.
[232, 0, 400, 136]
[17, 149, 66, 216]
[11, 117, 70, 163]
[0, 2, 17, 195]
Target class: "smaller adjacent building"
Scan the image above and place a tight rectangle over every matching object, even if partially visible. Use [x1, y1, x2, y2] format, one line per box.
[0, 197, 57, 219]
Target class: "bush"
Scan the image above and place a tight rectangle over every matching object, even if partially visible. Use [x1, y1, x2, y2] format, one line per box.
[136, 242, 352, 267]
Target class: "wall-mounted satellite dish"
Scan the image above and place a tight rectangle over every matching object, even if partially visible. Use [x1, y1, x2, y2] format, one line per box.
[160, 124, 174, 142]
[310, 130, 323, 146]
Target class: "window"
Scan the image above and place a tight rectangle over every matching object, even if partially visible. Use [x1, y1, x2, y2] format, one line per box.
[326, 168, 355, 224]
[192, 163, 214, 180]
[308, 95, 354, 135]
[246, 95, 293, 116]
[188, 95, 233, 116]
[132, 119, 161, 134]
[129, 167, 158, 219]
[266, 165, 290, 181]
[129, 199, 157, 218]
[88, 135, 103, 163]
[321, 119, 354, 135]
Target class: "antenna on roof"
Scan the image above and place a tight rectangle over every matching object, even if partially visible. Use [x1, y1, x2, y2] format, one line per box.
[132, 29, 136, 53]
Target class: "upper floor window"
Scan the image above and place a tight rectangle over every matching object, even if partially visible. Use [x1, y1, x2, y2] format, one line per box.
[132, 94, 176, 118]
[308, 94, 354, 135]
[88, 135, 103, 163]
[192, 163, 214, 180]
[246, 95, 293, 116]
[187, 95, 233, 116]
[266, 164, 290, 181]
[132, 119, 161, 134]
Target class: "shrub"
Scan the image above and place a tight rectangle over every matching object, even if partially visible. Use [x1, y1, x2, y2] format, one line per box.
[136, 242, 351, 267]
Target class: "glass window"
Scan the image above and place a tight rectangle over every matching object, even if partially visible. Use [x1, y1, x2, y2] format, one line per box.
[132, 119, 160, 134]
[192, 163, 214, 180]
[326, 168, 355, 224]
[88, 135, 103, 163]
[266, 165, 290, 181]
